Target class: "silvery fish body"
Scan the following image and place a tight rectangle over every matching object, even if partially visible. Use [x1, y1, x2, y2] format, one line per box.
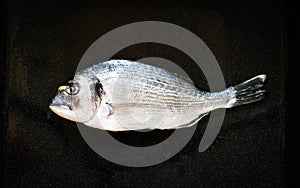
[50, 60, 267, 131]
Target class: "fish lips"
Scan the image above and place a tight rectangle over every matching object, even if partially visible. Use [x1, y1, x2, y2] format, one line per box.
[49, 104, 77, 121]
[49, 95, 77, 121]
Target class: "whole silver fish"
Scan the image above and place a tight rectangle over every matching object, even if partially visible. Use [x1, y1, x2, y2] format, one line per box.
[49, 60, 267, 131]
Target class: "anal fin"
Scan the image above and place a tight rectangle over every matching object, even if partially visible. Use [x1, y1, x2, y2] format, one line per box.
[175, 113, 209, 129]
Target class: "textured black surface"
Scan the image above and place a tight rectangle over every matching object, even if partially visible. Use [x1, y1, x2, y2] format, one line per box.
[2, 0, 288, 186]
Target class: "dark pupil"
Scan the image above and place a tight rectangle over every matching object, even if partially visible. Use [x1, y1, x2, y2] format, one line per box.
[70, 86, 75, 93]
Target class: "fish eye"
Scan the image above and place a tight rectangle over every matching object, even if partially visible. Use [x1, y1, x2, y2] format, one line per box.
[65, 81, 80, 95]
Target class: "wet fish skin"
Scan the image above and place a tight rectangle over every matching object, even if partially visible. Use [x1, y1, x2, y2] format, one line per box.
[49, 60, 267, 131]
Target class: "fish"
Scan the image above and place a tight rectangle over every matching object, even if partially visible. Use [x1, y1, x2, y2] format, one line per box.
[49, 60, 267, 131]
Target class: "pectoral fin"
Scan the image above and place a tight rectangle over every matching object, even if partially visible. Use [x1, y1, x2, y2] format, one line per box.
[106, 103, 114, 116]
[99, 103, 114, 117]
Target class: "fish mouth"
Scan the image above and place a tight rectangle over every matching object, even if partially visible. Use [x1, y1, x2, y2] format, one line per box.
[49, 104, 71, 116]
[49, 104, 70, 113]
[52, 103, 73, 110]
[49, 104, 77, 121]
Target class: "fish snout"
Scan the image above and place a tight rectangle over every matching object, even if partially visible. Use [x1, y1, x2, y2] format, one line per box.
[49, 102, 78, 121]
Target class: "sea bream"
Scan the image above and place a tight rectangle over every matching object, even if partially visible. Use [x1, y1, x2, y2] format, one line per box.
[49, 60, 267, 131]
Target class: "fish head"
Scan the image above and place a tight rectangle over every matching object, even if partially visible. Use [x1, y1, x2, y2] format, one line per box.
[49, 76, 102, 122]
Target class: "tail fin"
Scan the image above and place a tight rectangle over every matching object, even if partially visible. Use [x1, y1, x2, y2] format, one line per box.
[227, 74, 268, 108]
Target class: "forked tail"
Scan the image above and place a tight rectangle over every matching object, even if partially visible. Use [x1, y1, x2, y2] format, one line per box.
[226, 75, 268, 108]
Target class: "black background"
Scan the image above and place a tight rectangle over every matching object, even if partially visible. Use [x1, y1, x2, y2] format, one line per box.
[1, 0, 292, 187]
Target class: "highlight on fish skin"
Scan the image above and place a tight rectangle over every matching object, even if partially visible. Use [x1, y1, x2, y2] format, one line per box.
[49, 60, 267, 131]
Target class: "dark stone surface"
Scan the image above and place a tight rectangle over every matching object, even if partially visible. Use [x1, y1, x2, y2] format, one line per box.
[2, 0, 288, 186]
